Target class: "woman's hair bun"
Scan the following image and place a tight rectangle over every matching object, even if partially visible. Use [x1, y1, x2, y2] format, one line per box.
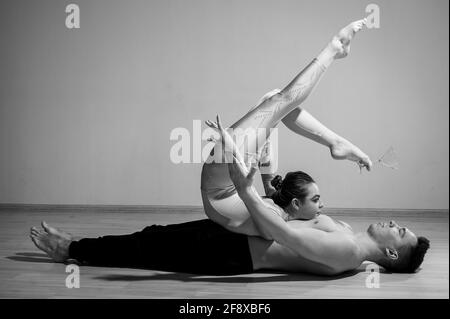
[271, 175, 283, 190]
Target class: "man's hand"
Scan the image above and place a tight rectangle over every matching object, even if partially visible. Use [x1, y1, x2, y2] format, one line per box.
[205, 115, 259, 192]
[228, 159, 259, 192]
[205, 115, 238, 164]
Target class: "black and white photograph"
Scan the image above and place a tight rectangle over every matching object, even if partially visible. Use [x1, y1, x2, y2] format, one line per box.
[0, 0, 448, 305]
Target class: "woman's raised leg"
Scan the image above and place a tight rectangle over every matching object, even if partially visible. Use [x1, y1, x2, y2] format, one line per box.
[201, 18, 368, 235]
[281, 108, 373, 170]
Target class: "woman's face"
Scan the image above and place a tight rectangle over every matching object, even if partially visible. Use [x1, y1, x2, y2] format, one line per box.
[290, 182, 324, 220]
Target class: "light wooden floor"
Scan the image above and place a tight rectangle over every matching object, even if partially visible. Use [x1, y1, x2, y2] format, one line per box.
[0, 205, 448, 299]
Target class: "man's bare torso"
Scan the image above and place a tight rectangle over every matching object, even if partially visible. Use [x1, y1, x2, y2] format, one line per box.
[248, 200, 358, 275]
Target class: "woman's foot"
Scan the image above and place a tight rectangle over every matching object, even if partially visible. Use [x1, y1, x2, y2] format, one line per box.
[317, 18, 367, 67]
[330, 137, 373, 171]
[330, 18, 367, 59]
[29, 221, 72, 262]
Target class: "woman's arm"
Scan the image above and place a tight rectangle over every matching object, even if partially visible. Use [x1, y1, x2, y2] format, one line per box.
[261, 173, 277, 197]
[258, 140, 277, 197]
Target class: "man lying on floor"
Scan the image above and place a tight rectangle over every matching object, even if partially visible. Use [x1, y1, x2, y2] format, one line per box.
[29, 115, 430, 276]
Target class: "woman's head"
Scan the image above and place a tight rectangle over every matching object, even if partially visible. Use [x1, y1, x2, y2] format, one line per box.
[271, 171, 323, 220]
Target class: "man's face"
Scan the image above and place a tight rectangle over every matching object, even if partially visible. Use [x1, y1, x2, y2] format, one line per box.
[368, 220, 418, 251]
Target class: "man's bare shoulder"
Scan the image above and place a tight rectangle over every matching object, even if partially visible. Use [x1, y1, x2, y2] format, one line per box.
[286, 214, 346, 233]
[262, 197, 288, 218]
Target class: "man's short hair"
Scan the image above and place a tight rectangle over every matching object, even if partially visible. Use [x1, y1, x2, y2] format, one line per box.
[384, 236, 430, 273]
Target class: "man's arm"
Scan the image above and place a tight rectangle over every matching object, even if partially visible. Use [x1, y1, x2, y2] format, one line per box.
[238, 187, 355, 267]
[205, 116, 280, 240]
[206, 115, 356, 268]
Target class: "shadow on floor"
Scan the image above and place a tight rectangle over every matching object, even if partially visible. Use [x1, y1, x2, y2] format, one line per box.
[92, 269, 368, 283]
[8, 252, 402, 284]
[6, 252, 54, 264]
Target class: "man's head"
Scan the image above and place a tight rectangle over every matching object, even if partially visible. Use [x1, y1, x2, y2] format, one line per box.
[368, 220, 430, 273]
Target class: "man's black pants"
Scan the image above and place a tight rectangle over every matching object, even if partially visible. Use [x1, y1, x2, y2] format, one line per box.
[68, 219, 254, 275]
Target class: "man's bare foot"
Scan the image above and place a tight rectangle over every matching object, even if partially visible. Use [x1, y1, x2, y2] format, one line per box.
[330, 138, 373, 171]
[29, 221, 72, 262]
[330, 18, 367, 59]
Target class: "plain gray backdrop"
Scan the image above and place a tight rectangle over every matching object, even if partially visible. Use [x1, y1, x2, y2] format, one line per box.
[0, 0, 448, 209]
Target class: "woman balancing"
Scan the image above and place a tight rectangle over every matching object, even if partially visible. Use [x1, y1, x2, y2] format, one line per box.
[200, 18, 371, 235]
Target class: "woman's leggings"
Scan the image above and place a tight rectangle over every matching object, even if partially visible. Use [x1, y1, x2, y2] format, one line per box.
[68, 219, 254, 275]
[200, 58, 327, 234]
